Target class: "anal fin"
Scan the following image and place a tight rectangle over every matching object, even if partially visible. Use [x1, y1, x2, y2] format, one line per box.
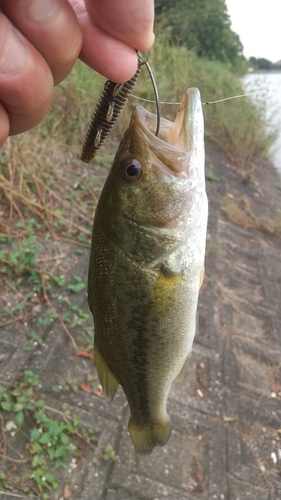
[94, 344, 119, 401]
[175, 353, 191, 382]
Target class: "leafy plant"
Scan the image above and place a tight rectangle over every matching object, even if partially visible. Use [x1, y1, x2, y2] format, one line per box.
[52, 375, 79, 392]
[51, 274, 66, 287]
[37, 308, 57, 327]
[85, 326, 95, 352]
[0, 370, 100, 497]
[67, 275, 86, 293]
[206, 172, 220, 182]
[0, 236, 42, 287]
[102, 444, 117, 462]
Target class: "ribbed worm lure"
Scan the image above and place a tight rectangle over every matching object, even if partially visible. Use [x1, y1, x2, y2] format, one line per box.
[80, 53, 160, 163]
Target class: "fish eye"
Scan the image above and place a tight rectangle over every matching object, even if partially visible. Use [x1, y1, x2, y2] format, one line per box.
[122, 159, 143, 183]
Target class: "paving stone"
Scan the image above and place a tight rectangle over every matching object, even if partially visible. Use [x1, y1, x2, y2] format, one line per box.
[170, 343, 222, 417]
[227, 477, 273, 500]
[0, 328, 35, 382]
[105, 489, 149, 500]
[109, 467, 197, 500]
[115, 422, 207, 496]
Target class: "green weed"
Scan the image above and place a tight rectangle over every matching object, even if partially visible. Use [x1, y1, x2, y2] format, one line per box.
[0, 371, 100, 497]
[67, 275, 86, 293]
[206, 172, 220, 182]
[52, 375, 79, 393]
[37, 309, 57, 327]
[0, 235, 41, 280]
[84, 326, 95, 352]
[51, 275, 66, 287]
[102, 444, 117, 462]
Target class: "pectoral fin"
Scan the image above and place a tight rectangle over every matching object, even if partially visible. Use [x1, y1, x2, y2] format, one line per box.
[94, 344, 119, 401]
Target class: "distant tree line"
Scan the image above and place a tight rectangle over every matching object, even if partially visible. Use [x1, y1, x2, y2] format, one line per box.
[249, 57, 281, 71]
[154, 0, 247, 72]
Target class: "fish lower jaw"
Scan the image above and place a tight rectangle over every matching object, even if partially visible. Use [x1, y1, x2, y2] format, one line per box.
[128, 416, 172, 454]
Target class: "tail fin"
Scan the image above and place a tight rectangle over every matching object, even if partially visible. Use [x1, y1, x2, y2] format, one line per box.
[128, 418, 172, 454]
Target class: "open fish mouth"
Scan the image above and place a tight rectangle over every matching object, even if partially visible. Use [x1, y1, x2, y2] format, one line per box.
[130, 87, 204, 175]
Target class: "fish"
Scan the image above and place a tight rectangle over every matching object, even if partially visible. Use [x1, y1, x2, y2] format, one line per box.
[87, 87, 208, 454]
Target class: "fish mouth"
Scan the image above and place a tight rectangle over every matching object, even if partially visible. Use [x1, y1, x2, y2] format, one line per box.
[132, 87, 204, 175]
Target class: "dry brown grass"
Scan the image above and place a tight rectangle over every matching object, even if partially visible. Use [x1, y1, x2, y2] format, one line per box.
[221, 194, 281, 237]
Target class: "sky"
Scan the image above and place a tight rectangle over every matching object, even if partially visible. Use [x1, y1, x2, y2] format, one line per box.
[225, 0, 280, 62]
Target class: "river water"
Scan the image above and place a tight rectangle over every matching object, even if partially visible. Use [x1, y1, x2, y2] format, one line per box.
[243, 72, 281, 175]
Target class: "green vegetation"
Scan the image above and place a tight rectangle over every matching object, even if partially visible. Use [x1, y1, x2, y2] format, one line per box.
[0, 369, 117, 497]
[0, 370, 102, 498]
[249, 56, 281, 71]
[155, 0, 247, 73]
[102, 444, 117, 462]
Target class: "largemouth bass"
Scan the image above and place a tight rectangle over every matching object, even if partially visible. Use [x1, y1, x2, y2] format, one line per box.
[88, 87, 208, 454]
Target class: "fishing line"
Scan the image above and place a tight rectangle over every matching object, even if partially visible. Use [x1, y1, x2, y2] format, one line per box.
[203, 88, 270, 105]
[130, 87, 270, 106]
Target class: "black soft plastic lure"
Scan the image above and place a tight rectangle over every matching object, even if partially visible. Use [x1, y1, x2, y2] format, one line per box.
[80, 53, 160, 163]
[80, 53, 143, 163]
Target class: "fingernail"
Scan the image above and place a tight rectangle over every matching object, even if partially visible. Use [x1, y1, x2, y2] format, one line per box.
[26, 0, 60, 24]
[0, 27, 26, 74]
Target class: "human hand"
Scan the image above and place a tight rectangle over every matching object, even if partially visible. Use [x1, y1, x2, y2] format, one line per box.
[0, 0, 154, 146]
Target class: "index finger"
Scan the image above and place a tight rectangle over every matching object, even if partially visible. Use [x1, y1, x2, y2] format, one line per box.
[84, 0, 155, 52]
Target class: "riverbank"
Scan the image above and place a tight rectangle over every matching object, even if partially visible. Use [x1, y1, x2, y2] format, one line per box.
[1, 138, 281, 499]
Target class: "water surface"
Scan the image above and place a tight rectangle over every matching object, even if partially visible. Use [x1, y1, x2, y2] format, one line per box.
[243, 72, 281, 174]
